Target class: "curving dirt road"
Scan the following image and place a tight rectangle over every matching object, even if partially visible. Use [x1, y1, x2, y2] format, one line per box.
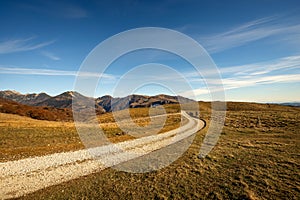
[0, 111, 205, 199]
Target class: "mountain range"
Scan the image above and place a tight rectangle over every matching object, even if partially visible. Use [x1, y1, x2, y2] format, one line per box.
[280, 102, 300, 107]
[1, 90, 299, 122]
[0, 90, 194, 113]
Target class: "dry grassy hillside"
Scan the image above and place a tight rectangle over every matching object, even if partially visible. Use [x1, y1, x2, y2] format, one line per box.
[0, 97, 73, 121]
[0, 105, 183, 161]
[1, 102, 299, 199]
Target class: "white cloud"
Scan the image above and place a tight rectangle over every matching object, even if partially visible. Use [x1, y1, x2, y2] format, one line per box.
[0, 66, 116, 80]
[180, 73, 300, 98]
[186, 55, 300, 78]
[0, 37, 54, 54]
[198, 16, 300, 53]
[180, 55, 300, 98]
[41, 51, 60, 61]
[222, 74, 300, 89]
[234, 55, 300, 76]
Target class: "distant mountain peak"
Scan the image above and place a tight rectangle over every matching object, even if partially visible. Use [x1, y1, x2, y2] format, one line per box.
[61, 91, 87, 97]
[2, 90, 21, 95]
[59, 91, 76, 97]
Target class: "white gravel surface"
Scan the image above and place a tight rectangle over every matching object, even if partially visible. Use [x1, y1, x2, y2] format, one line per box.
[0, 111, 204, 199]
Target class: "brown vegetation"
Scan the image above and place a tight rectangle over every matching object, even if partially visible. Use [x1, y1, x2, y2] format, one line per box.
[0, 105, 183, 161]
[1, 101, 299, 199]
[0, 97, 73, 121]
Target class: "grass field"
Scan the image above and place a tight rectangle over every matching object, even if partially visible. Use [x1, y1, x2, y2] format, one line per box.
[0, 105, 183, 161]
[1, 102, 299, 199]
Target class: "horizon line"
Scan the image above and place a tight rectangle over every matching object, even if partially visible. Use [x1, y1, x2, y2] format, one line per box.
[0, 89, 298, 104]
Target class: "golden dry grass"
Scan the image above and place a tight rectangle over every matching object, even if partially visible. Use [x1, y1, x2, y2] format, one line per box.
[12, 103, 300, 200]
[0, 106, 182, 162]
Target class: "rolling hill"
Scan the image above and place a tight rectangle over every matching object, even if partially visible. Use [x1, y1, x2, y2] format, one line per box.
[0, 97, 73, 121]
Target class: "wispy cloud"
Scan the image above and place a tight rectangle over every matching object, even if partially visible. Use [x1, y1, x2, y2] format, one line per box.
[178, 55, 300, 97]
[187, 55, 300, 78]
[180, 73, 300, 97]
[0, 37, 54, 54]
[40, 51, 60, 61]
[230, 55, 300, 76]
[198, 16, 300, 53]
[0, 66, 116, 79]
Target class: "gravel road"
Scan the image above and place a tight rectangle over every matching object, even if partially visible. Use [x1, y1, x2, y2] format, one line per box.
[0, 111, 204, 199]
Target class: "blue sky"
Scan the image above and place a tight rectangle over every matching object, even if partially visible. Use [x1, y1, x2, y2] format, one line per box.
[0, 0, 300, 102]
